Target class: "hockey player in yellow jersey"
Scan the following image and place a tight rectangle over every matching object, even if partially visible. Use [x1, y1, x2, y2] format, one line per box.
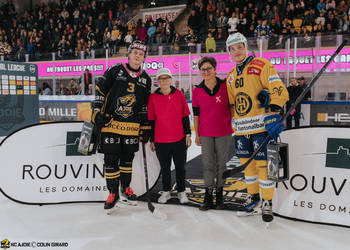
[226, 33, 289, 223]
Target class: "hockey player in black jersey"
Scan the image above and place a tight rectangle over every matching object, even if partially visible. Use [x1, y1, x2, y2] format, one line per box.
[91, 41, 152, 214]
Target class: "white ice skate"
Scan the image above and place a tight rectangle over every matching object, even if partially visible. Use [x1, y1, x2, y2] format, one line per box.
[120, 187, 138, 206]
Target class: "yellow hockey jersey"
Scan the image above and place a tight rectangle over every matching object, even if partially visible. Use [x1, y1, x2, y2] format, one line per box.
[226, 56, 289, 136]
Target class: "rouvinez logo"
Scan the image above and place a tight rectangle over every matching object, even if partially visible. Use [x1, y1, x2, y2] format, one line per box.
[326, 138, 350, 170]
[66, 131, 85, 156]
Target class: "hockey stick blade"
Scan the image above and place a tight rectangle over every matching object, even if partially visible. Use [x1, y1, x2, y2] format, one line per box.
[222, 40, 347, 179]
[141, 142, 167, 220]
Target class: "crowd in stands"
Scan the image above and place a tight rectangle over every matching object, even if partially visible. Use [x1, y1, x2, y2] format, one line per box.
[186, 0, 350, 52]
[1, 0, 348, 62]
[0, 0, 146, 61]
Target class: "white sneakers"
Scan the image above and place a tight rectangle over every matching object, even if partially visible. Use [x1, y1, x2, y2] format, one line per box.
[177, 192, 189, 204]
[158, 191, 171, 203]
[158, 191, 189, 204]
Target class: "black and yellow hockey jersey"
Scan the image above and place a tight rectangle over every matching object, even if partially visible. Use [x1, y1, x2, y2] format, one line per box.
[226, 56, 289, 136]
[92, 63, 152, 136]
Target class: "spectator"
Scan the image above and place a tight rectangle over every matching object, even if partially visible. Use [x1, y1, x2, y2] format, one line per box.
[205, 32, 216, 53]
[111, 25, 121, 52]
[237, 13, 247, 34]
[317, 0, 327, 14]
[172, 32, 181, 53]
[147, 21, 156, 46]
[80, 68, 92, 95]
[188, 9, 200, 33]
[339, 14, 350, 33]
[124, 31, 133, 48]
[216, 11, 228, 32]
[137, 22, 147, 42]
[215, 28, 227, 51]
[128, 20, 137, 39]
[254, 19, 271, 50]
[164, 20, 173, 44]
[60, 83, 67, 95]
[286, 77, 303, 128]
[42, 82, 52, 95]
[227, 12, 238, 34]
[155, 22, 164, 45]
[298, 76, 311, 100]
[207, 13, 217, 36]
[206, 0, 216, 17]
[326, 0, 336, 10]
[262, 4, 273, 23]
[304, 9, 317, 26]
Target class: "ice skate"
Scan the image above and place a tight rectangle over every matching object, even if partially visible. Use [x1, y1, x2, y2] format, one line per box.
[158, 191, 171, 204]
[120, 186, 138, 206]
[177, 192, 189, 204]
[236, 194, 261, 217]
[262, 200, 273, 228]
[104, 193, 119, 215]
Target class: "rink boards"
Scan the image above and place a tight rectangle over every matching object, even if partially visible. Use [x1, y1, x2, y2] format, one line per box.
[0, 122, 349, 227]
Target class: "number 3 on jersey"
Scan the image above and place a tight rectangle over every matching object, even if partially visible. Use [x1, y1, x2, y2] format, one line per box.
[127, 82, 135, 93]
[235, 78, 244, 88]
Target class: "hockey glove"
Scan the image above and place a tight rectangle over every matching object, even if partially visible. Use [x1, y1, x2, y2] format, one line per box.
[139, 126, 152, 143]
[91, 111, 112, 126]
[257, 90, 270, 108]
[264, 114, 284, 140]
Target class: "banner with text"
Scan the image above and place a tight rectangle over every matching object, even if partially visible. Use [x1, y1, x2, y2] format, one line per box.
[274, 127, 350, 227]
[0, 122, 161, 204]
[35, 48, 350, 77]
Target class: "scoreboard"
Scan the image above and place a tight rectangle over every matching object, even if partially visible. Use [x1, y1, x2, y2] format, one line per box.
[0, 61, 39, 137]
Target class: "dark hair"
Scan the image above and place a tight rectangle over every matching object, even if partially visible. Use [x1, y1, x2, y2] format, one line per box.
[198, 56, 217, 70]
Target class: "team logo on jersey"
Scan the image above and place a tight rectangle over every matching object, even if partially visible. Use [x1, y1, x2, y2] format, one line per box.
[234, 92, 252, 116]
[272, 86, 284, 96]
[247, 66, 261, 76]
[116, 94, 136, 118]
[250, 59, 265, 67]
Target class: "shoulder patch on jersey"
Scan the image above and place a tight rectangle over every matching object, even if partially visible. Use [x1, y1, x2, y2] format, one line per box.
[250, 59, 265, 68]
[268, 74, 281, 83]
[226, 73, 235, 86]
[247, 66, 262, 76]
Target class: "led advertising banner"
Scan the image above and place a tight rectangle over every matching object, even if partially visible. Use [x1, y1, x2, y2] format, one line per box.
[274, 127, 350, 227]
[0, 61, 39, 136]
[35, 48, 350, 77]
[310, 103, 350, 126]
[0, 122, 161, 204]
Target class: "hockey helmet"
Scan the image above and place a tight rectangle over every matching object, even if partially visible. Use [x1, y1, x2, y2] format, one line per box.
[226, 32, 247, 51]
[128, 40, 147, 56]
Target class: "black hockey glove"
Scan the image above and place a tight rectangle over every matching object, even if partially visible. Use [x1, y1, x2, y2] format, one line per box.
[92, 111, 112, 126]
[139, 126, 152, 143]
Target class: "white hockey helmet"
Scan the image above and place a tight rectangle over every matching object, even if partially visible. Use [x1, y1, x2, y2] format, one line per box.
[226, 32, 247, 51]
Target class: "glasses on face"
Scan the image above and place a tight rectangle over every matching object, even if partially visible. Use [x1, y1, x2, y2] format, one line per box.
[158, 76, 171, 81]
[200, 66, 214, 73]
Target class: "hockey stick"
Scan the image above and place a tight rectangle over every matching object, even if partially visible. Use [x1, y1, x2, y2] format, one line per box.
[141, 142, 167, 220]
[223, 40, 347, 179]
